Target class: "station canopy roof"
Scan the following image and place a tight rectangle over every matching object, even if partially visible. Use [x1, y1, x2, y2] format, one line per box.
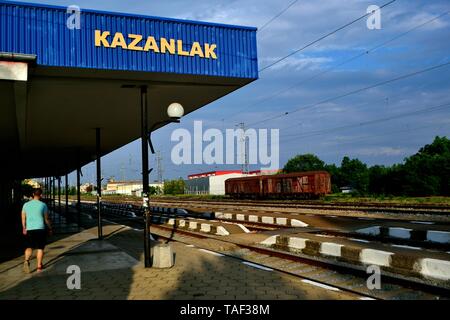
[0, 1, 258, 179]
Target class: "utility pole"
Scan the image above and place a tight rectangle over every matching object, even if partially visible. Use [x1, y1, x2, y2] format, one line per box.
[128, 154, 133, 180]
[239, 122, 249, 174]
[156, 151, 163, 183]
[120, 161, 125, 181]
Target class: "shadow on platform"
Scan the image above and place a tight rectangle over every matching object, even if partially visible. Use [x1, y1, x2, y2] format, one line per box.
[0, 224, 348, 300]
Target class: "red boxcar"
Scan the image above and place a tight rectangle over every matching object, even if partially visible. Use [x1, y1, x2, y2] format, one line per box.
[225, 171, 331, 199]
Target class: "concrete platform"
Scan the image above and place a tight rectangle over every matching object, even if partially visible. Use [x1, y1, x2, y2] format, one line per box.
[0, 224, 358, 300]
[213, 211, 450, 245]
[259, 232, 450, 286]
[160, 216, 250, 235]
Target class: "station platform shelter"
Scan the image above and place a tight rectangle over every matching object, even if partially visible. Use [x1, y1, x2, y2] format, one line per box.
[0, 1, 257, 229]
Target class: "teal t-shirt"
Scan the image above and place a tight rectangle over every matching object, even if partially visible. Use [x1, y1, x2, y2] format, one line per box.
[22, 200, 47, 230]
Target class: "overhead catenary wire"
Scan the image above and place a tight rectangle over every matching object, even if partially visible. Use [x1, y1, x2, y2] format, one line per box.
[258, 0, 397, 73]
[321, 122, 449, 148]
[243, 10, 450, 114]
[280, 101, 450, 143]
[279, 76, 446, 133]
[248, 60, 450, 127]
[258, 0, 300, 32]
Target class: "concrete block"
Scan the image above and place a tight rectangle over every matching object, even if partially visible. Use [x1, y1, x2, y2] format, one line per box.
[152, 243, 174, 268]
[426, 231, 450, 244]
[262, 216, 274, 224]
[290, 219, 308, 227]
[261, 235, 278, 246]
[214, 211, 224, 218]
[200, 223, 211, 233]
[388, 227, 411, 239]
[216, 226, 230, 236]
[360, 249, 393, 267]
[320, 242, 343, 257]
[236, 214, 245, 221]
[276, 217, 287, 225]
[249, 215, 259, 222]
[288, 237, 307, 250]
[188, 221, 198, 230]
[356, 226, 381, 236]
[237, 224, 251, 233]
[419, 258, 450, 280]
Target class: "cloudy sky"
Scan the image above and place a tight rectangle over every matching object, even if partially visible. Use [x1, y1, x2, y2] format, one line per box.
[14, 0, 450, 184]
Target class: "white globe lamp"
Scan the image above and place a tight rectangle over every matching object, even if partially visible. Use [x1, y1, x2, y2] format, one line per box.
[167, 102, 184, 120]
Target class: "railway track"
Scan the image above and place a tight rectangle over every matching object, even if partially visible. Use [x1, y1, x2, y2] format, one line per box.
[150, 224, 449, 300]
[149, 199, 450, 216]
[70, 202, 450, 300]
[155, 197, 450, 210]
[87, 197, 450, 218]
[91, 196, 450, 212]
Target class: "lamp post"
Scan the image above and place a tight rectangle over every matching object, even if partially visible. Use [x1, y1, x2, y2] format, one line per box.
[124, 84, 184, 268]
[142, 102, 184, 268]
[122, 84, 184, 267]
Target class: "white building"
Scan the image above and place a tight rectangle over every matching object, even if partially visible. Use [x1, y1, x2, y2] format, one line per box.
[185, 170, 278, 195]
[106, 180, 163, 196]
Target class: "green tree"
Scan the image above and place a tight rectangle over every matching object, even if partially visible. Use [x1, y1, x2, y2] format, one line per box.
[401, 136, 450, 196]
[324, 163, 340, 193]
[21, 182, 35, 198]
[368, 165, 390, 195]
[283, 154, 325, 173]
[150, 186, 162, 195]
[163, 178, 185, 195]
[340, 156, 369, 194]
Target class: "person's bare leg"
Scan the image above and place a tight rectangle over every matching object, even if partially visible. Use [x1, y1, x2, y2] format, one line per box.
[36, 249, 44, 269]
[23, 248, 32, 273]
[25, 248, 32, 261]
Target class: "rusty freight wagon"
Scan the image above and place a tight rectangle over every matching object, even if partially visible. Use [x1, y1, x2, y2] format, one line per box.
[225, 171, 331, 199]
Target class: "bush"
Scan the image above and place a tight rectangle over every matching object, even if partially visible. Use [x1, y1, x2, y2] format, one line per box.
[163, 178, 185, 195]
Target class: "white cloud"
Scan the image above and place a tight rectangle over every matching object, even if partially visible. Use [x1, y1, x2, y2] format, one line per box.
[259, 55, 333, 71]
[355, 146, 409, 156]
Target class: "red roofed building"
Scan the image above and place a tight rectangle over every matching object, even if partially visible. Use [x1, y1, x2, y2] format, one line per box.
[188, 170, 243, 180]
[185, 169, 280, 195]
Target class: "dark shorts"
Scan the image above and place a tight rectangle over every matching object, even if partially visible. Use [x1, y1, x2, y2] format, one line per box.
[24, 229, 47, 249]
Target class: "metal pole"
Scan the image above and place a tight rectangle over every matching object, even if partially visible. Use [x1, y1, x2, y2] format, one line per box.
[58, 176, 61, 214]
[65, 174, 69, 215]
[140, 85, 151, 268]
[96, 128, 103, 240]
[49, 178, 51, 208]
[76, 167, 81, 230]
[52, 178, 55, 213]
[49, 177, 51, 202]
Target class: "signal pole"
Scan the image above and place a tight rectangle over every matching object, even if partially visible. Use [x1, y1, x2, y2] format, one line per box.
[239, 122, 249, 174]
[156, 151, 163, 183]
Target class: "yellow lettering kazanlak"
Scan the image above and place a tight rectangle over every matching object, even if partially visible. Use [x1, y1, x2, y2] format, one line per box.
[110, 32, 127, 49]
[128, 34, 143, 51]
[94, 30, 217, 59]
[189, 42, 204, 58]
[143, 36, 160, 53]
